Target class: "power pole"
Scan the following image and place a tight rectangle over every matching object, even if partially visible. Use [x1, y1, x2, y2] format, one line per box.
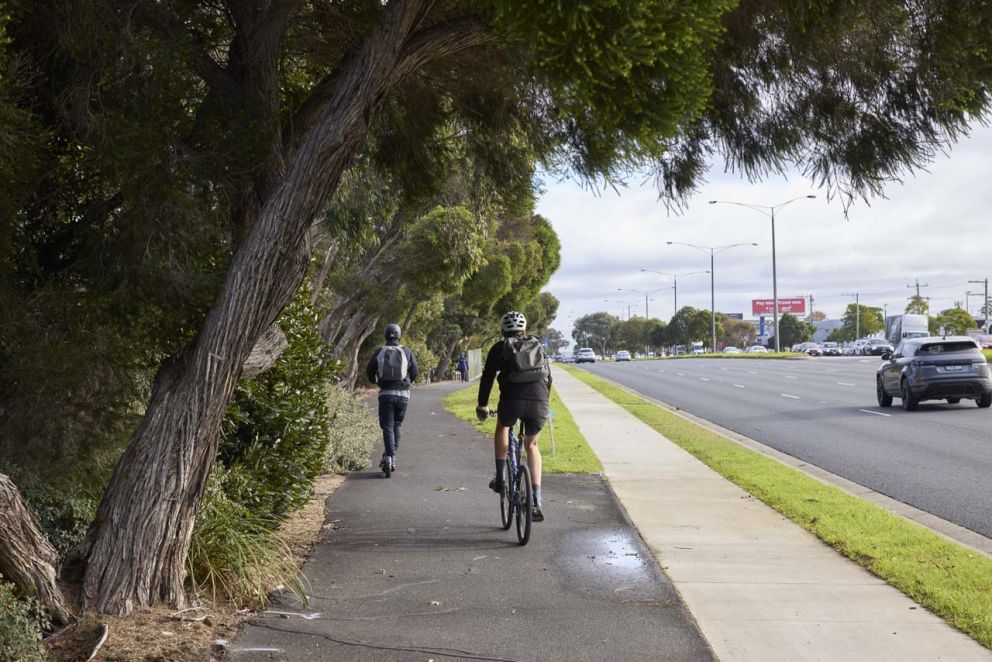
[907, 280, 929, 313]
[969, 279, 989, 326]
[807, 294, 814, 320]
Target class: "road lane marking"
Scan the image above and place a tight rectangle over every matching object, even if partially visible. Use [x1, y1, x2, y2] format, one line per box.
[700, 377, 710, 382]
[780, 394, 800, 399]
[747, 371, 757, 375]
[732, 384, 746, 389]
[677, 372, 685, 376]
[838, 382, 856, 387]
[858, 409, 891, 417]
[786, 375, 797, 379]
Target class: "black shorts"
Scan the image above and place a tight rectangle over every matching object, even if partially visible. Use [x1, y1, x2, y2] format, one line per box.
[497, 400, 549, 436]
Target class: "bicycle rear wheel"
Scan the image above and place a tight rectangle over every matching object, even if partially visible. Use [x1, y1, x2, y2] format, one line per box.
[499, 463, 512, 530]
[515, 464, 533, 546]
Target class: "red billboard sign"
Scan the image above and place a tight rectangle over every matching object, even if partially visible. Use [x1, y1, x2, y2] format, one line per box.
[751, 298, 806, 315]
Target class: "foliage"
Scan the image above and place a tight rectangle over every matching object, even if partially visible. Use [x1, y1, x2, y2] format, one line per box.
[906, 295, 929, 315]
[930, 308, 976, 336]
[830, 304, 885, 342]
[187, 469, 303, 610]
[0, 580, 47, 662]
[544, 328, 566, 355]
[721, 317, 757, 348]
[219, 291, 337, 521]
[325, 386, 378, 474]
[777, 313, 814, 348]
[572, 312, 619, 357]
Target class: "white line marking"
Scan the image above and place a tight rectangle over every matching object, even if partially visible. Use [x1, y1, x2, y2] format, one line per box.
[720, 368, 728, 371]
[677, 372, 685, 376]
[747, 371, 757, 375]
[733, 384, 746, 389]
[700, 377, 710, 382]
[780, 394, 800, 399]
[837, 382, 856, 387]
[785, 375, 797, 379]
[858, 408, 891, 417]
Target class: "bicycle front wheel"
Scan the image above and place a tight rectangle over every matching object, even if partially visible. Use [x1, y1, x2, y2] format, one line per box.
[515, 463, 533, 546]
[499, 463, 512, 530]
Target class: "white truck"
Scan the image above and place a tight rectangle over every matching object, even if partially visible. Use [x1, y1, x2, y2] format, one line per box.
[691, 341, 705, 355]
[885, 314, 929, 346]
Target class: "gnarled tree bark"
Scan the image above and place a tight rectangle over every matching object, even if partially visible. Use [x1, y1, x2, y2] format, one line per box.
[241, 323, 289, 378]
[80, 0, 488, 615]
[0, 474, 73, 625]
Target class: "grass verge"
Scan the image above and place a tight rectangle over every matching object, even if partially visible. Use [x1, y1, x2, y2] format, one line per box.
[444, 381, 602, 474]
[562, 364, 992, 649]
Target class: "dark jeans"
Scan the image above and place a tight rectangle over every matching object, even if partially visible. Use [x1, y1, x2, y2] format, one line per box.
[378, 394, 408, 457]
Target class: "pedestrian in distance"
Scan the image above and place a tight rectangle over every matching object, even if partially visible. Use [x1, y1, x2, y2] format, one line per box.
[458, 352, 469, 382]
[366, 323, 418, 477]
[476, 311, 552, 521]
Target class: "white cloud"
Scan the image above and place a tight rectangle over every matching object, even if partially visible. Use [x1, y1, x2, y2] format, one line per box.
[538, 124, 992, 337]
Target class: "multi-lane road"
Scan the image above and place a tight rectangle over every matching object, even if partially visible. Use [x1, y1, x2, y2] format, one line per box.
[579, 357, 992, 539]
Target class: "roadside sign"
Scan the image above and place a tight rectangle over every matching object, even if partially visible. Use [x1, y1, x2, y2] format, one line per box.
[752, 298, 806, 315]
[725, 313, 744, 320]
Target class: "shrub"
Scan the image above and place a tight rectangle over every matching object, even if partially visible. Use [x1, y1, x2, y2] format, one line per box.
[325, 386, 377, 473]
[0, 580, 48, 662]
[219, 290, 338, 520]
[187, 469, 303, 609]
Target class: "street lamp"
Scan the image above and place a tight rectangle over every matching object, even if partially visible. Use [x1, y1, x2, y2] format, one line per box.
[617, 287, 668, 319]
[639, 269, 709, 318]
[604, 298, 636, 320]
[666, 241, 758, 353]
[709, 195, 817, 352]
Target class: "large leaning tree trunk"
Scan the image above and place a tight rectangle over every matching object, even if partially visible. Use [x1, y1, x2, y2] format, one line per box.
[78, 1, 488, 615]
[0, 475, 73, 625]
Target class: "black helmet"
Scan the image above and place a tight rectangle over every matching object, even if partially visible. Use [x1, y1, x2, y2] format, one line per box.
[384, 323, 402, 341]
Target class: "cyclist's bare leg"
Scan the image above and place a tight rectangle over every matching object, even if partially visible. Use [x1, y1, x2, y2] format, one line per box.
[494, 424, 509, 461]
[523, 433, 542, 488]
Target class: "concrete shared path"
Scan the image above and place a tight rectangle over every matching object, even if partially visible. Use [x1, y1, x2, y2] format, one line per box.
[553, 367, 991, 661]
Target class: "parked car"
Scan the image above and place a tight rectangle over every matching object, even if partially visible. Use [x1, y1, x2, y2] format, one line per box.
[616, 350, 632, 362]
[805, 343, 824, 357]
[821, 342, 841, 356]
[877, 336, 992, 410]
[842, 345, 856, 356]
[746, 345, 768, 354]
[575, 348, 596, 364]
[853, 339, 869, 355]
[724, 346, 741, 354]
[864, 338, 894, 356]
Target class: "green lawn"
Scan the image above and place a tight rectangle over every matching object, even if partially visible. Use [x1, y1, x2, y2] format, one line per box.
[984, 349, 992, 362]
[563, 364, 992, 649]
[444, 381, 602, 474]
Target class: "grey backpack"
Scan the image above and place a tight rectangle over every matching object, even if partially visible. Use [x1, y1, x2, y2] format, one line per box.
[377, 345, 409, 383]
[502, 336, 549, 384]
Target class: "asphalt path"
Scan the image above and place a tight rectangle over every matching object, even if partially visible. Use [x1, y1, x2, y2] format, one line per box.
[232, 383, 713, 661]
[580, 357, 992, 539]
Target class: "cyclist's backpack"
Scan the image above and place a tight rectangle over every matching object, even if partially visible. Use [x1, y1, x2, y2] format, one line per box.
[502, 335, 549, 384]
[377, 345, 409, 383]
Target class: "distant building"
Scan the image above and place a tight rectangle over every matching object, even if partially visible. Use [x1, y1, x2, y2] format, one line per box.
[811, 319, 844, 343]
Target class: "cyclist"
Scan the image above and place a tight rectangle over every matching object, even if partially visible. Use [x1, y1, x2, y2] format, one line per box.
[367, 323, 418, 474]
[476, 311, 552, 521]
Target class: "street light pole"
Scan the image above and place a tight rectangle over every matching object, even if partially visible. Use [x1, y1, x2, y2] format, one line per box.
[666, 241, 758, 353]
[709, 195, 817, 352]
[639, 270, 708, 318]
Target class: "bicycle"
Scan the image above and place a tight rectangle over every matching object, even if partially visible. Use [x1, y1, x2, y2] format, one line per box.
[489, 409, 532, 545]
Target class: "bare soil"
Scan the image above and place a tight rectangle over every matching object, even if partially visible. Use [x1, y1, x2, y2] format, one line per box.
[48, 473, 344, 661]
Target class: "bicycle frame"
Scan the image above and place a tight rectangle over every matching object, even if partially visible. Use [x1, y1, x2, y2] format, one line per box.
[506, 422, 525, 505]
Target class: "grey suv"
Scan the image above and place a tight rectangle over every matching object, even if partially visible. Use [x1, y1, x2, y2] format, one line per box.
[876, 336, 992, 410]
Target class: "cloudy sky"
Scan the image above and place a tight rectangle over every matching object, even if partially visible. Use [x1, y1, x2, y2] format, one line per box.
[537, 123, 992, 338]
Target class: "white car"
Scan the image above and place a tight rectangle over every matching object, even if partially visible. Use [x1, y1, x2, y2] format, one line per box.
[724, 346, 741, 354]
[746, 345, 768, 354]
[616, 350, 632, 361]
[575, 348, 596, 363]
